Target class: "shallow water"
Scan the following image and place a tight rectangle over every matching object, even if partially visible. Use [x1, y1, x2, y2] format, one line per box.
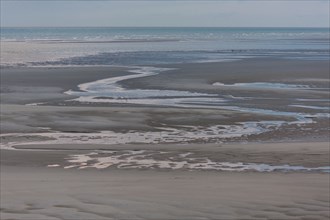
[1, 27, 329, 67]
[213, 82, 311, 89]
[57, 150, 330, 172]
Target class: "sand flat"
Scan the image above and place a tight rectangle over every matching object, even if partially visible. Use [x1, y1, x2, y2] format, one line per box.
[1, 59, 329, 219]
[1, 141, 329, 219]
[1, 165, 329, 220]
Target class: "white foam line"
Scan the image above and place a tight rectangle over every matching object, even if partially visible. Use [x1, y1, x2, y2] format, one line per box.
[77, 66, 162, 92]
[71, 96, 227, 106]
[60, 150, 330, 172]
[290, 105, 330, 110]
[25, 102, 46, 106]
[219, 106, 330, 124]
[212, 82, 321, 90]
[47, 164, 60, 168]
[296, 98, 329, 102]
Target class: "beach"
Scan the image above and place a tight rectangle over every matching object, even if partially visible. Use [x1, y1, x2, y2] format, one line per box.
[2, 165, 329, 220]
[1, 26, 330, 219]
[1, 57, 330, 219]
[1, 59, 329, 140]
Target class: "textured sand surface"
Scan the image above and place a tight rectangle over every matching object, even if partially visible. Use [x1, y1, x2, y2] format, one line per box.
[1, 59, 329, 219]
[1, 165, 329, 220]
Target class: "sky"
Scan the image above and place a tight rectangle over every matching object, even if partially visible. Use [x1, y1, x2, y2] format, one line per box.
[1, 0, 329, 27]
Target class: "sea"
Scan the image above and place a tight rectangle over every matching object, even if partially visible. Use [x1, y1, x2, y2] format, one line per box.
[1, 27, 329, 67]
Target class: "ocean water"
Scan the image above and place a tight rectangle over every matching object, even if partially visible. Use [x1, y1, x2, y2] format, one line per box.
[1, 27, 329, 66]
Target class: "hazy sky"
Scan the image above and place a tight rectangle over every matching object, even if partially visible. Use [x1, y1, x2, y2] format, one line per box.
[1, 0, 329, 27]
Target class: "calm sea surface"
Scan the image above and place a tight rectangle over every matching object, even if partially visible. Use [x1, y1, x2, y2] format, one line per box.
[1, 27, 329, 66]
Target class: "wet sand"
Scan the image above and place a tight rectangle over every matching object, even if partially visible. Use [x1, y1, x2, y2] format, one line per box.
[121, 58, 330, 96]
[1, 165, 329, 220]
[1, 58, 329, 219]
[1, 143, 330, 219]
[0, 66, 131, 105]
